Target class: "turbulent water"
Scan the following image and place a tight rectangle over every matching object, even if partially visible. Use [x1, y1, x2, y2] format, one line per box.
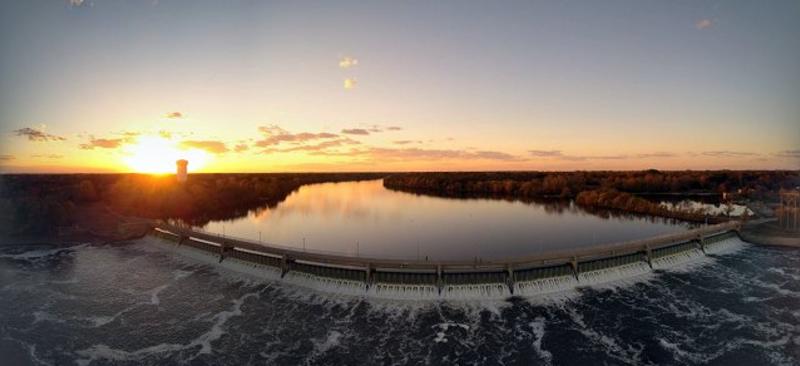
[1, 237, 799, 365]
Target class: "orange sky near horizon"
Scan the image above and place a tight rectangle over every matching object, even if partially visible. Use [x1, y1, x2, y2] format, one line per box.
[0, 1, 798, 173]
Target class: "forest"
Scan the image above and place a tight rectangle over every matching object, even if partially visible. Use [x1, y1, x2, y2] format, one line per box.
[0, 173, 384, 236]
[384, 170, 799, 221]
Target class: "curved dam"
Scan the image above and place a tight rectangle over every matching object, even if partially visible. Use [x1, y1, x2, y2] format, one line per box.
[149, 220, 746, 300]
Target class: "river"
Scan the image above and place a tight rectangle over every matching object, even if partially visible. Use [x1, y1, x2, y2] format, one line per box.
[201, 180, 692, 260]
[0, 237, 798, 365]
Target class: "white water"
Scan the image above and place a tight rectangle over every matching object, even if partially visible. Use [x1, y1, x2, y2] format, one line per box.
[367, 284, 440, 300]
[578, 261, 652, 284]
[515, 276, 580, 297]
[148, 234, 750, 301]
[441, 283, 511, 300]
[652, 249, 706, 270]
[705, 236, 748, 255]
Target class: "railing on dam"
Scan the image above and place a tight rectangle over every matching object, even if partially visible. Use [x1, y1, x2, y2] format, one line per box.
[149, 220, 742, 296]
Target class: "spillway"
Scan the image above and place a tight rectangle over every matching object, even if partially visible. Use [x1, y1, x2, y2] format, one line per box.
[149, 221, 748, 300]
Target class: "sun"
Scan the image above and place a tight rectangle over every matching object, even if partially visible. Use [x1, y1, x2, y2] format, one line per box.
[123, 136, 209, 174]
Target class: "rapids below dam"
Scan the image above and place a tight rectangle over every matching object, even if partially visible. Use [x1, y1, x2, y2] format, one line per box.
[1, 236, 799, 365]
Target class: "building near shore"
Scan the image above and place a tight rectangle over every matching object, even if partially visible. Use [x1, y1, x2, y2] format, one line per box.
[176, 159, 188, 183]
[777, 189, 799, 232]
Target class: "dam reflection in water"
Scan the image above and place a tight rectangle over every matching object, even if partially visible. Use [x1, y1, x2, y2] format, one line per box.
[202, 180, 691, 261]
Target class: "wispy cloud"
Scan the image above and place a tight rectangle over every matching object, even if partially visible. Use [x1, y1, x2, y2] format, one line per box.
[386, 126, 403, 131]
[528, 150, 564, 157]
[0, 155, 15, 161]
[311, 147, 523, 162]
[165, 111, 184, 119]
[70, 0, 85, 7]
[775, 150, 800, 158]
[339, 56, 358, 69]
[13, 127, 67, 142]
[696, 18, 713, 30]
[263, 138, 359, 153]
[31, 154, 64, 159]
[234, 144, 249, 153]
[78, 132, 139, 150]
[701, 150, 757, 158]
[393, 140, 421, 145]
[529, 150, 676, 161]
[344, 78, 357, 90]
[180, 140, 230, 154]
[341, 128, 370, 136]
[635, 152, 677, 158]
[79, 137, 129, 150]
[255, 125, 339, 147]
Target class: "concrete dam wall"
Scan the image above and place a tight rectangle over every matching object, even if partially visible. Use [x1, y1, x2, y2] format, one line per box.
[149, 221, 745, 300]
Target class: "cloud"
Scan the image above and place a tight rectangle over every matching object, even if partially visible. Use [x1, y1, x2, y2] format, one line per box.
[635, 152, 677, 158]
[386, 126, 403, 131]
[165, 111, 184, 119]
[13, 127, 67, 142]
[528, 150, 564, 157]
[263, 138, 360, 154]
[341, 128, 370, 136]
[78, 132, 139, 150]
[70, 0, 85, 7]
[339, 56, 358, 69]
[775, 150, 800, 158]
[234, 144, 249, 153]
[696, 19, 713, 30]
[0, 155, 15, 161]
[393, 140, 421, 145]
[528, 150, 677, 161]
[158, 130, 172, 139]
[473, 150, 521, 161]
[31, 154, 64, 159]
[79, 137, 128, 150]
[255, 125, 339, 147]
[180, 140, 230, 154]
[701, 150, 757, 158]
[311, 147, 523, 162]
[344, 78, 357, 90]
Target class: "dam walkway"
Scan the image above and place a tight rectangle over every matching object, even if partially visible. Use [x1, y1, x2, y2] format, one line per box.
[150, 220, 744, 299]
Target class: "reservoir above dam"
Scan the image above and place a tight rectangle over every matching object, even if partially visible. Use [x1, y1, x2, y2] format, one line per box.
[201, 179, 694, 261]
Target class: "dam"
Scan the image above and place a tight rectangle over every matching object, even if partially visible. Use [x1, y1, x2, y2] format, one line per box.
[149, 220, 745, 300]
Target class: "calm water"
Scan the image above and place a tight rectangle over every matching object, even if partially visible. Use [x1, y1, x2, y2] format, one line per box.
[202, 180, 691, 260]
[1, 238, 798, 365]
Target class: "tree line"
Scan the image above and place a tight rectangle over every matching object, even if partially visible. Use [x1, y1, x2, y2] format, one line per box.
[383, 170, 799, 221]
[0, 173, 384, 236]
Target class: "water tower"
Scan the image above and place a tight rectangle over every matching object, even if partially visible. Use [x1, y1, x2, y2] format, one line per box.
[176, 159, 188, 183]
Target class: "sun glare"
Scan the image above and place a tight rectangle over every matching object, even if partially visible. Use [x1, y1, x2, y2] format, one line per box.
[123, 136, 209, 174]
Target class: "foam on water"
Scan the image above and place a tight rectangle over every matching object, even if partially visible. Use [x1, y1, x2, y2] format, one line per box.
[652, 248, 706, 270]
[1, 234, 797, 365]
[705, 236, 749, 255]
[578, 261, 652, 284]
[283, 272, 366, 297]
[515, 276, 579, 297]
[368, 284, 439, 300]
[441, 283, 511, 300]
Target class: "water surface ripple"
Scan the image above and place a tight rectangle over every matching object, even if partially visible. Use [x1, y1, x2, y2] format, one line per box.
[1, 238, 798, 365]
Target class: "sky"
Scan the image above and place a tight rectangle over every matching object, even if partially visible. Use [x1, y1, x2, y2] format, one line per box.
[0, 0, 798, 173]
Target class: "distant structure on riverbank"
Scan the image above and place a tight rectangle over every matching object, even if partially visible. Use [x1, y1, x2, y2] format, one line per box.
[778, 189, 799, 232]
[176, 159, 188, 183]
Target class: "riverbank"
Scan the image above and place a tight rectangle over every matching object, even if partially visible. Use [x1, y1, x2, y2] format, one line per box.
[0, 203, 153, 247]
